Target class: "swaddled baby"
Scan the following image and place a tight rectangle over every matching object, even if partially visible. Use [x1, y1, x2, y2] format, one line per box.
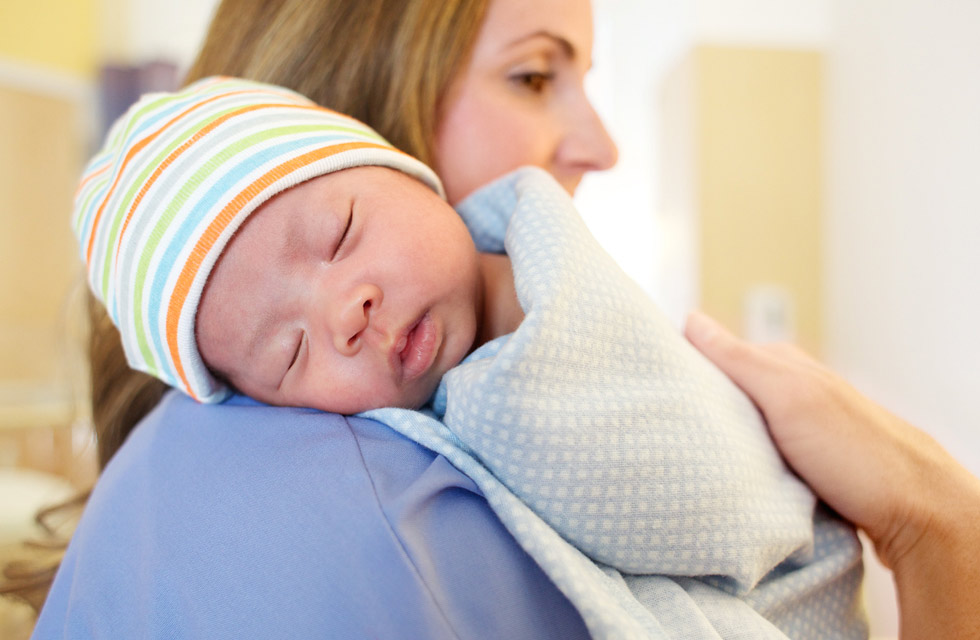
[75, 76, 513, 412]
[76, 77, 866, 639]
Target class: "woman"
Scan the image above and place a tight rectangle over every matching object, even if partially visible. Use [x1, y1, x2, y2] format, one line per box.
[24, 0, 980, 637]
[32, 1, 611, 638]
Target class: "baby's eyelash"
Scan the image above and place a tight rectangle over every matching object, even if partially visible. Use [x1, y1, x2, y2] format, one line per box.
[278, 332, 304, 391]
[333, 210, 353, 259]
[288, 333, 304, 371]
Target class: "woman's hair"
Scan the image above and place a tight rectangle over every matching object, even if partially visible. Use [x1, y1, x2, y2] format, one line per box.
[187, 0, 488, 167]
[1, 0, 489, 612]
[92, 0, 489, 470]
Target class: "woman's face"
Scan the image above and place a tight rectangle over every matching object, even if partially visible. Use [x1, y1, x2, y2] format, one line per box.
[434, 0, 617, 205]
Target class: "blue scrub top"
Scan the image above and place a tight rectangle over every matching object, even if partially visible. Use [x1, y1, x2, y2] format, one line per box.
[34, 392, 589, 639]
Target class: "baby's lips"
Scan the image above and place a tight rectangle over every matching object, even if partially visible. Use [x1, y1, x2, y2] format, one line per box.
[400, 313, 438, 382]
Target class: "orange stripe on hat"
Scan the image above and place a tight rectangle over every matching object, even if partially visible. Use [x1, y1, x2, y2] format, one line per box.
[84, 93, 226, 264]
[112, 102, 324, 269]
[85, 88, 301, 265]
[75, 164, 109, 200]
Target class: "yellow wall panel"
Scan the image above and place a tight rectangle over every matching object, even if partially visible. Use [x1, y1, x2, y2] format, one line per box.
[695, 46, 823, 354]
[0, 86, 84, 382]
[0, 0, 97, 77]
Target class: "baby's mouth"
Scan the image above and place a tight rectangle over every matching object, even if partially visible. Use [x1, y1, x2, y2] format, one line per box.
[397, 312, 438, 382]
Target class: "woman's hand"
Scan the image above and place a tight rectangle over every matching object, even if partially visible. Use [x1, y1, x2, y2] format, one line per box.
[684, 310, 980, 639]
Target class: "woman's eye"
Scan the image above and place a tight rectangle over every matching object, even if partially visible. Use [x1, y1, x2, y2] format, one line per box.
[511, 71, 555, 94]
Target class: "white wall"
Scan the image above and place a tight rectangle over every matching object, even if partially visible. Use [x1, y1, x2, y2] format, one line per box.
[579, 0, 693, 308]
[826, 0, 980, 480]
[826, 2, 980, 636]
[694, 0, 831, 48]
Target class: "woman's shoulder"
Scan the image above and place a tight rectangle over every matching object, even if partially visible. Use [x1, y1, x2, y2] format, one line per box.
[35, 392, 589, 639]
[107, 390, 445, 494]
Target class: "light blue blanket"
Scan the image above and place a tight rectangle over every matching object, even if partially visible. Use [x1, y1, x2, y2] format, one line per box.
[364, 168, 867, 639]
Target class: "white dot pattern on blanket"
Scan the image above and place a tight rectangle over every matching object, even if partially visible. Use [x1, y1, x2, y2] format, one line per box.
[364, 167, 867, 639]
[447, 168, 815, 585]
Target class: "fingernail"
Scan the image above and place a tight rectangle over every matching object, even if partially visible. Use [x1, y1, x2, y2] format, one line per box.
[685, 310, 719, 343]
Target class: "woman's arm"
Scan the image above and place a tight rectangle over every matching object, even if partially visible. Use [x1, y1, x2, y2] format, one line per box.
[685, 311, 980, 640]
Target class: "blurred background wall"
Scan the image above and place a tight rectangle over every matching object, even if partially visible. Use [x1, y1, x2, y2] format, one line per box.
[589, 4, 979, 634]
[0, 0, 98, 523]
[2, 0, 978, 637]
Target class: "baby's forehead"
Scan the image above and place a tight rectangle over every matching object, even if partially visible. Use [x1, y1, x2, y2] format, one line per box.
[273, 164, 432, 207]
[232, 164, 443, 256]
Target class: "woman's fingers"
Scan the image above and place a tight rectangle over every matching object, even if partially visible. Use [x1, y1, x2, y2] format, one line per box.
[684, 310, 801, 418]
[684, 310, 980, 563]
[686, 310, 980, 637]
[684, 310, 904, 543]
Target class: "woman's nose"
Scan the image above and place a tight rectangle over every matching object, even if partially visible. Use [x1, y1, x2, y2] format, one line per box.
[330, 282, 383, 356]
[562, 98, 619, 172]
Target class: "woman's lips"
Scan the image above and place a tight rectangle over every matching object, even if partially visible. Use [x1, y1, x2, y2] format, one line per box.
[397, 312, 439, 382]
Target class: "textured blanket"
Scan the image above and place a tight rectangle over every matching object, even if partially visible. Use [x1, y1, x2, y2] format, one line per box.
[364, 168, 867, 639]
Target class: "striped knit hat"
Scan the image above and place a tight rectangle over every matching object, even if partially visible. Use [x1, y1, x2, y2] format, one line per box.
[73, 76, 444, 403]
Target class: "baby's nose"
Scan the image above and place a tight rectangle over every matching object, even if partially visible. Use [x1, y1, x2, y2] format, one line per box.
[332, 283, 382, 355]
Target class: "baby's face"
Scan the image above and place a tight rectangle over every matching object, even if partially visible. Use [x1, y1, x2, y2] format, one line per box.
[196, 166, 481, 413]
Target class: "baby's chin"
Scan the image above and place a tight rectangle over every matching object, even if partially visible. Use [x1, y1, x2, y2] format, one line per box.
[380, 380, 442, 413]
[299, 380, 440, 415]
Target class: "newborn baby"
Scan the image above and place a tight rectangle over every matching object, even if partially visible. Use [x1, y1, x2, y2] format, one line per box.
[75, 76, 520, 412]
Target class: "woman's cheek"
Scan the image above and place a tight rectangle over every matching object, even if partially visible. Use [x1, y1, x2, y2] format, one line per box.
[436, 88, 554, 201]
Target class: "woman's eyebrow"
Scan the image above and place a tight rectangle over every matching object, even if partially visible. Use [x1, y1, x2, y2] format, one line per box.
[504, 30, 577, 61]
